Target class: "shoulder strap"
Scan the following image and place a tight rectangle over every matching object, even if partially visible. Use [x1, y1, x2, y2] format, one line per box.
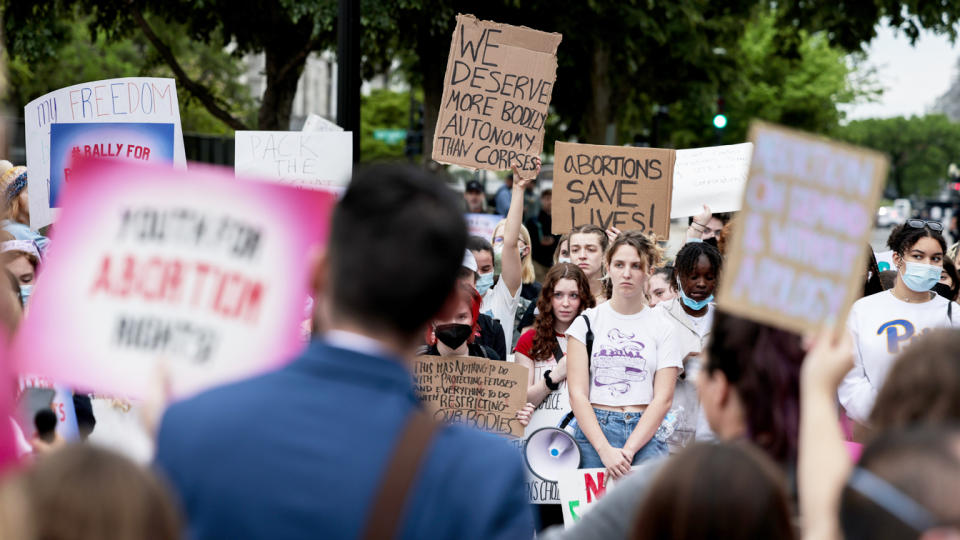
[580, 313, 594, 369]
[362, 409, 440, 540]
[949, 301, 954, 324]
[552, 335, 563, 362]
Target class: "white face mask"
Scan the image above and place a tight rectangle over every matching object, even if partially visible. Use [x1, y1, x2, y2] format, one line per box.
[558, 257, 571, 264]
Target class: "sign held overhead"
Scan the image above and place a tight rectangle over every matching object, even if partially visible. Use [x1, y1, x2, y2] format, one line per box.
[433, 14, 561, 172]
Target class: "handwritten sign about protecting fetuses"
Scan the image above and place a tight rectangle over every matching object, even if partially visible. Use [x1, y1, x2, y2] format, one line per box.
[717, 122, 888, 334]
[432, 14, 561, 172]
[413, 355, 528, 437]
[552, 142, 675, 237]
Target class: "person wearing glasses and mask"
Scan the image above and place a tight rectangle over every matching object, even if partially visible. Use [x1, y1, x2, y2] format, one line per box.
[839, 220, 960, 424]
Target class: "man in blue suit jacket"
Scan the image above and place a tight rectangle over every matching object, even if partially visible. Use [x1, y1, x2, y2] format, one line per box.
[155, 164, 535, 539]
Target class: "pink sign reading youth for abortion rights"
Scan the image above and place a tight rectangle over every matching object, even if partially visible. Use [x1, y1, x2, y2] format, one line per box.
[12, 159, 335, 399]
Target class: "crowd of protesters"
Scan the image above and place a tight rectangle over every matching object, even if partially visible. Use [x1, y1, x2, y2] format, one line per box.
[1, 153, 959, 540]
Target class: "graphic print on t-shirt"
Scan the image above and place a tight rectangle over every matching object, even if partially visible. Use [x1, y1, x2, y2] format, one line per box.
[593, 328, 648, 398]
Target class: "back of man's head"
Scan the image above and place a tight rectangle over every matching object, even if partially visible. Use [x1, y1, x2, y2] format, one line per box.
[328, 164, 466, 340]
[841, 425, 960, 540]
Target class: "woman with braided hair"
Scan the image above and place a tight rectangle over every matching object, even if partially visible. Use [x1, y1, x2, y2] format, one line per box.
[0, 166, 49, 255]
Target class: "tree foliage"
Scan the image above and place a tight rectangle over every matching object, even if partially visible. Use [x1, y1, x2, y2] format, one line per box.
[834, 115, 960, 198]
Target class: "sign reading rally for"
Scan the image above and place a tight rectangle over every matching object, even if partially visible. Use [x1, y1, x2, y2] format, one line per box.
[432, 14, 561, 172]
[12, 159, 335, 399]
[552, 142, 675, 237]
[49, 122, 175, 207]
[234, 131, 353, 189]
[717, 122, 888, 334]
[671, 142, 753, 218]
[24, 77, 186, 229]
[413, 355, 528, 437]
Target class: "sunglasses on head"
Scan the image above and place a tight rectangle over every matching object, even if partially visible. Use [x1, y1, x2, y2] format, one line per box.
[906, 219, 944, 232]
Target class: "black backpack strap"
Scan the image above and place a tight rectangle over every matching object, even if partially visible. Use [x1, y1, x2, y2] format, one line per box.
[552, 336, 563, 362]
[580, 313, 594, 370]
[950, 301, 954, 324]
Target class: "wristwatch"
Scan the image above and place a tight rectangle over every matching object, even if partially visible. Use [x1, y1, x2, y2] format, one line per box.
[543, 370, 560, 391]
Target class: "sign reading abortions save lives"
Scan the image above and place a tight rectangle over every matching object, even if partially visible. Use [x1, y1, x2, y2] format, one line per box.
[552, 142, 675, 237]
[717, 122, 888, 333]
[24, 77, 186, 229]
[433, 14, 561, 172]
[12, 159, 335, 399]
[413, 355, 527, 437]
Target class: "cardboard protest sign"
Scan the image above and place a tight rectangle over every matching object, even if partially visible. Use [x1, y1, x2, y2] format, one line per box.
[413, 355, 528, 437]
[50, 122, 175, 207]
[433, 14, 561, 172]
[671, 142, 753, 218]
[557, 467, 622, 527]
[466, 213, 502, 242]
[552, 142, 675, 237]
[717, 122, 888, 334]
[234, 131, 353, 189]
[12, 159, 335, 399]
[24, 77, 186, 229]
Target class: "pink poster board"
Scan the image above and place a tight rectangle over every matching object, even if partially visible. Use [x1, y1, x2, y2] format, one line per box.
[11, 158, 335, 399]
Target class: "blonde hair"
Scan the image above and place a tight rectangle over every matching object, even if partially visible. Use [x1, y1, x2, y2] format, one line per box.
[0, 167, 29, 225]
[605, 230, 663, 271]
[492, 220, 537, 285]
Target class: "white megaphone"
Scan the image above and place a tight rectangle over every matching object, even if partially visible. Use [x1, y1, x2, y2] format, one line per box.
[523, 427, 581, 482]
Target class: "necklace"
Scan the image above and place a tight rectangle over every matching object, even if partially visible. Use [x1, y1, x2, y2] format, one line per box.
[891, 288, 931, 303]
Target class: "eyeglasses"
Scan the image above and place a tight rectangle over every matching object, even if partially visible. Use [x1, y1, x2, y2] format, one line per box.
[906, 219, 944, 232]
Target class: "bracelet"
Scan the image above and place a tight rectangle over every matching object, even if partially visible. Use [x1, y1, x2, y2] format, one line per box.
[690, 220, 708, 231]
[543, 370, 560, 391]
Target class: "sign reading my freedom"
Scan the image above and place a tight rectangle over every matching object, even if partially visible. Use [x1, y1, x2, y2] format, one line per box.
[24, 77, 186, 229]
[433, 14, 562, 172]
[717, 122, 888, 334]
[552, 142, 675, 237]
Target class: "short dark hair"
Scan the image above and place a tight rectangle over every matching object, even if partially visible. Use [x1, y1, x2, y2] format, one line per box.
[671, 242, 722, 291]
[687, 212, 732, 226]
[466, 236, 493, 257]
[328, 164, 466, 337]
[841, 426, 960, 538]
[887, 221, 946, 257]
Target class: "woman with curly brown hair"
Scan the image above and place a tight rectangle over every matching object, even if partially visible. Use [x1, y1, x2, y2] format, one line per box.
[514, 263, 595, 409]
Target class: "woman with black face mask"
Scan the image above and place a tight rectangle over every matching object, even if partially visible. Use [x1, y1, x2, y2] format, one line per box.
[422, 284, 500, 360]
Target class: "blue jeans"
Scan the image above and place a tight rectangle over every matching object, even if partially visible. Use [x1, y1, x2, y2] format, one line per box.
[572, 408, 668, 468]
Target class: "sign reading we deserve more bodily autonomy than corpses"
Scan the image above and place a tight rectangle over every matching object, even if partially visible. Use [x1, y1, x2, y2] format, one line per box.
[49, 123, 175, 207]
[432, 14, 561, 172]
[717, 122, 888, 334]
[12, 159, 335, 399]
[24, 77, 186, 229]
[552, 142, 675, 237]
[234, 131, 353, 189]
[413, 355, 528, 437]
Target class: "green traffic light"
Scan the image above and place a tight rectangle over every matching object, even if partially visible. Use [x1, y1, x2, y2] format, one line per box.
[713, 114, 727, 129]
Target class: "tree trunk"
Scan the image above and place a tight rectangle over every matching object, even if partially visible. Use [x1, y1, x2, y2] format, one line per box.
[259, 44, 307, 130]
[584, 42, 612, 144]
[419, 23, 450, 164]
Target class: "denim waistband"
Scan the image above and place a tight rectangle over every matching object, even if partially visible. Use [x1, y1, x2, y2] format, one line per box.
[592, 407, 646, 422]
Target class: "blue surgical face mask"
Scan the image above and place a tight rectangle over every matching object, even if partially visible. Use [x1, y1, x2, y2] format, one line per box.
[677, 280, 713, 311]
[19, 284, 32, 305]
[476, 272, 494, 295]
[900, 261, 941, 293]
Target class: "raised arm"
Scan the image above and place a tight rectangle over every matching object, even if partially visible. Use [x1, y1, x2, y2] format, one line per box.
[799, 328, 855, 540]
[501, 159, 540, 296]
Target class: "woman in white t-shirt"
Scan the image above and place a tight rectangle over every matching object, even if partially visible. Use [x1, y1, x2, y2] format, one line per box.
[567, 231, 682, 478]
[469, 160, 540, 355]
[514, 263, 595, 408]
[840, 220, 960, 423]
[657, 241, 723, 450]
